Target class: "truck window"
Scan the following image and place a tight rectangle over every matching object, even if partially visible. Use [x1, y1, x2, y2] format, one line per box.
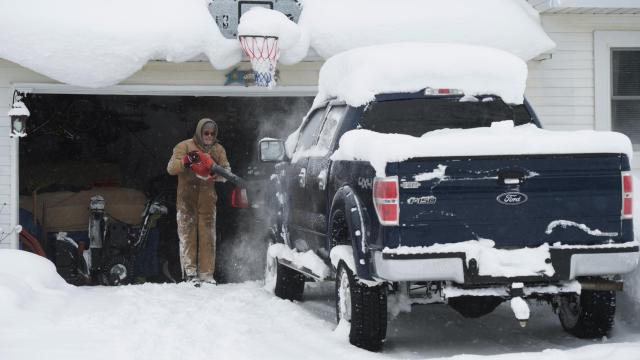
[360, 96, 533, 137]
[295, 107, 327, 153]
[316, 105, 347, 154]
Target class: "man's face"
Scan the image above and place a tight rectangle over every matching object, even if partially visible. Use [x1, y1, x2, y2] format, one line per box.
[202, 126, 215, 145]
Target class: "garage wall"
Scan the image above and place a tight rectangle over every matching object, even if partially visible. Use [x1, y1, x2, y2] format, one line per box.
[526, 14, 640, 131]
[0, 59, 322, 249]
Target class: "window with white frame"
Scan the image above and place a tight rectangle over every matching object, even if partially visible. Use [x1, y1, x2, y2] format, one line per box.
[611, 48, 640, 146]
[595, 32, 640, 158]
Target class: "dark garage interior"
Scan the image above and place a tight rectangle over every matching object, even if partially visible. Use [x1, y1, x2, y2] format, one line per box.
[19, 93, 313, 285]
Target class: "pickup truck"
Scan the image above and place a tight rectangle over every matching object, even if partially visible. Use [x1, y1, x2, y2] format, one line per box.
[259, 90, 639, 351]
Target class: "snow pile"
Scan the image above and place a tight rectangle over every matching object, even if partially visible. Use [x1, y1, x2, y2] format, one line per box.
[268, 243, 330, 279]
[238, 7, 309, 65]
[0, 0, 241, 88]
[315, 43, 528, 107]
[383, 239, 555, 278]
[298, 0, 555, 61]
[0, 250, 70, 309]
[331, 121, 633, 177]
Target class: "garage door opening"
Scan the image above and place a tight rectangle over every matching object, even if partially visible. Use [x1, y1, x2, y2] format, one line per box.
[19, 93, 313, 284]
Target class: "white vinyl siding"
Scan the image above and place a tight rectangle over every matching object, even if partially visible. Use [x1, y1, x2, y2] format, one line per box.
[525, 15, 640, 137]
[0, 88, 15, 249]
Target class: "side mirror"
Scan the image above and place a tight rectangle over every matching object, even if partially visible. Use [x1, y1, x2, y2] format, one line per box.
[259, 138, 286, 162]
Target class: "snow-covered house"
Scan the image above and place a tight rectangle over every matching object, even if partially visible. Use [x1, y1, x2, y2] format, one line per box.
[0, 0, 639, 254]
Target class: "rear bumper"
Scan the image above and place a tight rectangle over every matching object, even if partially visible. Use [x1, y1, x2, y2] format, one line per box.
[372, 244, 640, 284]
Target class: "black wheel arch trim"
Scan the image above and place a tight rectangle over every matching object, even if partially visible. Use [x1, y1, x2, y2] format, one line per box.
[329, 185, 374, 280]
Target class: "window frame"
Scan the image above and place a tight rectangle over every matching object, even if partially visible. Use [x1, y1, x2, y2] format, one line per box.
[294, 106, 328, 153]
[594, 31, 640, 132]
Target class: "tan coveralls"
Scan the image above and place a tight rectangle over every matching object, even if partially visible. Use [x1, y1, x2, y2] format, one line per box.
[167, 119, 230, 281]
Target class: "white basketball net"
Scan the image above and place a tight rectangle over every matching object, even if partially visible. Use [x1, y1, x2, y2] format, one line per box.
[239, 35, 280, 88]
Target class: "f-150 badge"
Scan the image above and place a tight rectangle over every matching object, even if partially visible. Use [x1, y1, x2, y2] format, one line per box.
[496, 192, 528, 205]
[407, 196, 437, 205]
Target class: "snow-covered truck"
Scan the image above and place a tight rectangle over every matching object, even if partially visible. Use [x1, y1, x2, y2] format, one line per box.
[259, 43, 639, 351]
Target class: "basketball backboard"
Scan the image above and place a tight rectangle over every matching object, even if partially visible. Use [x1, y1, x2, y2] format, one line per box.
[208, 0, 302, 39]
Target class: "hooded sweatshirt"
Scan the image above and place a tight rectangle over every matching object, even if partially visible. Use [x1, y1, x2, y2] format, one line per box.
[167, 119, 231, 199]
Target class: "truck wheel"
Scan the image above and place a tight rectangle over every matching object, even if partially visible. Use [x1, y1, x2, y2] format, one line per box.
[558, 290, 615, 338]
[335, 261, 387, 352]
[265, 249, 305, 301]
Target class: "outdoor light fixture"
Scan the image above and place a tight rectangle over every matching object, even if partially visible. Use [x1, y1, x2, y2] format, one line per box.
[8, 98, 29, 138]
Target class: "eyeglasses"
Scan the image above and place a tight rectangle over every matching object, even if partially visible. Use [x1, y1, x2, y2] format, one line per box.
[203, 131, 215, 136]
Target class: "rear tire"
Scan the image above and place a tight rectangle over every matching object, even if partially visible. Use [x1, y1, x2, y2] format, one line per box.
[265, 246, 305, 301]
[558, 290, 616, 338]
[335, 261, 387, 352]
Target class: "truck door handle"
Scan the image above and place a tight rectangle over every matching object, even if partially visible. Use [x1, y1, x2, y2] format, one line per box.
[298, 168, 306, 188]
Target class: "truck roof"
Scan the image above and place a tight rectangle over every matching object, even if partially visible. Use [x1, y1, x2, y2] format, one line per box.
[313, 42, 528, 108]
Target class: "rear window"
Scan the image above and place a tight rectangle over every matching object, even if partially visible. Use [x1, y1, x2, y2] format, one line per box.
[359, 96, 533, 136]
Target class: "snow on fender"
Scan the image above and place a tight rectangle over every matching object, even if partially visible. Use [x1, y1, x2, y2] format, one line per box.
[330, 245, 381, 287]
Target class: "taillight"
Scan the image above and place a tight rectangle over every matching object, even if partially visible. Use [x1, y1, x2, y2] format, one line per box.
[373, 176, 399, 226]
[231, 187, 249, 209]
[622, 172, 633, 219]
[424, 87, 463, 96]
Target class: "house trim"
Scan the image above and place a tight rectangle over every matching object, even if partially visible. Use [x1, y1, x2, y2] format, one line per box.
[594, 31, 640, 131]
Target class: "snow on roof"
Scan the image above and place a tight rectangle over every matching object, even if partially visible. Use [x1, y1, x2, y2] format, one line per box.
[315, 43, 529, 107]
[298, 0, 555, 61]
[331, 121, 633, 177]
[0, 0, 553, 88]
[0, 0, 241, 88]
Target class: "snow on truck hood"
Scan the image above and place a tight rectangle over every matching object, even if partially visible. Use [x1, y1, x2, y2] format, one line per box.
[330, 121, 633, 177]
[314, 43, 529, 107]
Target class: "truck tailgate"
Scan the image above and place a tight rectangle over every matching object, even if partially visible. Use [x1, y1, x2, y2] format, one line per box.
[391, 154, 631, 248]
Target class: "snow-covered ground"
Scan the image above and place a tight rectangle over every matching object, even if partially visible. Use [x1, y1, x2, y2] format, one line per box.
[2, 249, 640, 360]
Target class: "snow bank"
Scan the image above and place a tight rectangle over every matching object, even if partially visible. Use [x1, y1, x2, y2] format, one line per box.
[0, 250, 70, 309]
[331, 121, 633, 177]
[383, 239, 555, 278]
[298, 0, 555, 61]
[315, 43, 528, 107]
[0, 0, 241, 88]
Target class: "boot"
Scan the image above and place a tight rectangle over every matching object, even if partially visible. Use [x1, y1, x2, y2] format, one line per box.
[185, 275, 201, 287]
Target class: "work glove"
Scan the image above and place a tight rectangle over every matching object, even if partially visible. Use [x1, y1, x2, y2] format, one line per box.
[190, 151, 215, 179]
[182, 151, 200, 168]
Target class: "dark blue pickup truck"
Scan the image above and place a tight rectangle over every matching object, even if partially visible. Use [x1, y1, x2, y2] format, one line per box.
[259, 90, 638, 351]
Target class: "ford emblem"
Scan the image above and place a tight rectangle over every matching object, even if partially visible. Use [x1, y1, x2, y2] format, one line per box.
[496, 192, 528, 205]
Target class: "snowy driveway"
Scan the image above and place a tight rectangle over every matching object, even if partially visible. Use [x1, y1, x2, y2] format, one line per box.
[2, 278, 640, 360]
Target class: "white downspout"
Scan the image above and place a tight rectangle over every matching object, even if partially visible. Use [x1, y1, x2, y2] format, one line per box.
[9, 134, 18, 249]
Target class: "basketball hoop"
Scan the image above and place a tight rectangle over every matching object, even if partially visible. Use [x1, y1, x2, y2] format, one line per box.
[239, 35, 280, 88]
